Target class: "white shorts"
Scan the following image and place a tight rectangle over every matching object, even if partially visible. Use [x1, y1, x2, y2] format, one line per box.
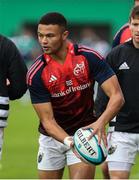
[37, 134, 81, 170]
[106, 131, 139, 171]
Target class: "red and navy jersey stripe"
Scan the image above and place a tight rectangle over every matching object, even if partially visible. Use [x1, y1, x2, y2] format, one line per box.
[27, 55, 44, 86]
[27, 55, 51, 103]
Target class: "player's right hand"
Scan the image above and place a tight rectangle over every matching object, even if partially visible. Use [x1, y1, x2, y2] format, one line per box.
[63, 136, 74, 148]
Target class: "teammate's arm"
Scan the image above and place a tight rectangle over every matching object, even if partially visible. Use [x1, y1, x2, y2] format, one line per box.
[6, 38, 27, 100]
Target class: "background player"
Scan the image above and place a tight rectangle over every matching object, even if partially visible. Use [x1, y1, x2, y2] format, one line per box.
[100, 1, 139, 179]
[0, 34, 27, 160]
[112, 0, 139, 48]
[95, 5, 139, 179]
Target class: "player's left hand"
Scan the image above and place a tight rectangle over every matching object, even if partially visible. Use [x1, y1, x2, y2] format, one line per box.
[82, 120, 107, 147]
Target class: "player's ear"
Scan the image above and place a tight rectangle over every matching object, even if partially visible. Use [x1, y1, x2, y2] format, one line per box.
[62, 30, 69, 40]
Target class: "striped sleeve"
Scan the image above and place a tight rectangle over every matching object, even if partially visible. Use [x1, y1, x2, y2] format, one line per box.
[27, 58, 51, 104]
[0, 96, 9, 127]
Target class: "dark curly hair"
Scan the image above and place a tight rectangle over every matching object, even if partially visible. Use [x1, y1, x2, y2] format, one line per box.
[38, 12, 67, 31]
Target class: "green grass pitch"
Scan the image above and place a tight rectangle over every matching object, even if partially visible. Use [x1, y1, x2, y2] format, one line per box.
[0, 99, 139, 179]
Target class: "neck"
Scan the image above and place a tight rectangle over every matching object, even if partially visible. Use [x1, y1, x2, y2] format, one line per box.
[51, 41, 68, 64]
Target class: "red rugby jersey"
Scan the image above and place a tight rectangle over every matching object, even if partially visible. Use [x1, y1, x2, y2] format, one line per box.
[112, 23, 131, 48]
[27, 43, 114, 135]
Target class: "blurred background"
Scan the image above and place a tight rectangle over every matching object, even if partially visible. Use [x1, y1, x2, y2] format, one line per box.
[1, 0, 139, 179]
[0, 0, 134, 65]
[0, 0, 133, 38]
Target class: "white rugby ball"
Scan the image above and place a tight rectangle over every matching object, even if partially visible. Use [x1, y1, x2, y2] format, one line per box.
[73, 128, 107, 165]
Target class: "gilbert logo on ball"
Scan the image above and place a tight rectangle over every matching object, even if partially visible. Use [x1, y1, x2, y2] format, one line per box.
[73, 128, 107, 165]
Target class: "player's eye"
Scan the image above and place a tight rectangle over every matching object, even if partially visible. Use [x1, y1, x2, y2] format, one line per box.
[38, 33, 43, 38]
[47, 34, 55, 38]
[132, 23, 138, 26]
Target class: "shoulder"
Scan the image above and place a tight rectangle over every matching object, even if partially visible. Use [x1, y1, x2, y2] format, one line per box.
[0, 35, 21, 64]
[27, 54, 46, 86]
[107, 42, 131, 65]
[0, 34, 9, 44]
[112, 23, 131, 48]
[113, 23, 129, 38]
[116, 23, 129, 33]
[0, 35, 16, 48]
[112, 41, 131, 53]
[74, 44, 103, 60]
[0, 35, 22, 59]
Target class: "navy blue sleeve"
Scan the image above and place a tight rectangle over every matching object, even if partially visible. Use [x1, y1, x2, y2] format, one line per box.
[28, 66, 51, 104]
[82, 51, 115, 85]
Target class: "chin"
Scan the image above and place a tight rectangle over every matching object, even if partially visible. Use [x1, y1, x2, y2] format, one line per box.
[44, 50, 51, 54]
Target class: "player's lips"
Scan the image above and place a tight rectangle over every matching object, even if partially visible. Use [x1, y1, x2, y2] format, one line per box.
[42, 46, 50, 51]
[135, 35, 139, 39]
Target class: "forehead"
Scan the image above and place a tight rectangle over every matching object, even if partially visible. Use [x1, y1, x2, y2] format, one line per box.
[38, 24, 62, 34]
[130, 16, 139, 22]
[130, 17, 139, 26]
[135, 1, 139, 6]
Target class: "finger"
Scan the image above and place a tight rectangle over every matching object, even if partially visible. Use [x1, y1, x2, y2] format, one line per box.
[88, 128, 97, 140]
[71, 140, 74, 147]
[82, 126, 90, 130]
[102, 132, 107, 147]
[97, 131, 102, 145]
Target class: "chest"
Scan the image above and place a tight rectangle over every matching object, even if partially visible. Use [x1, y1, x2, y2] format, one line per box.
[114, 50, 139, 89]
[41, 55, 91, 94]
[115, 50, 139, 73]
